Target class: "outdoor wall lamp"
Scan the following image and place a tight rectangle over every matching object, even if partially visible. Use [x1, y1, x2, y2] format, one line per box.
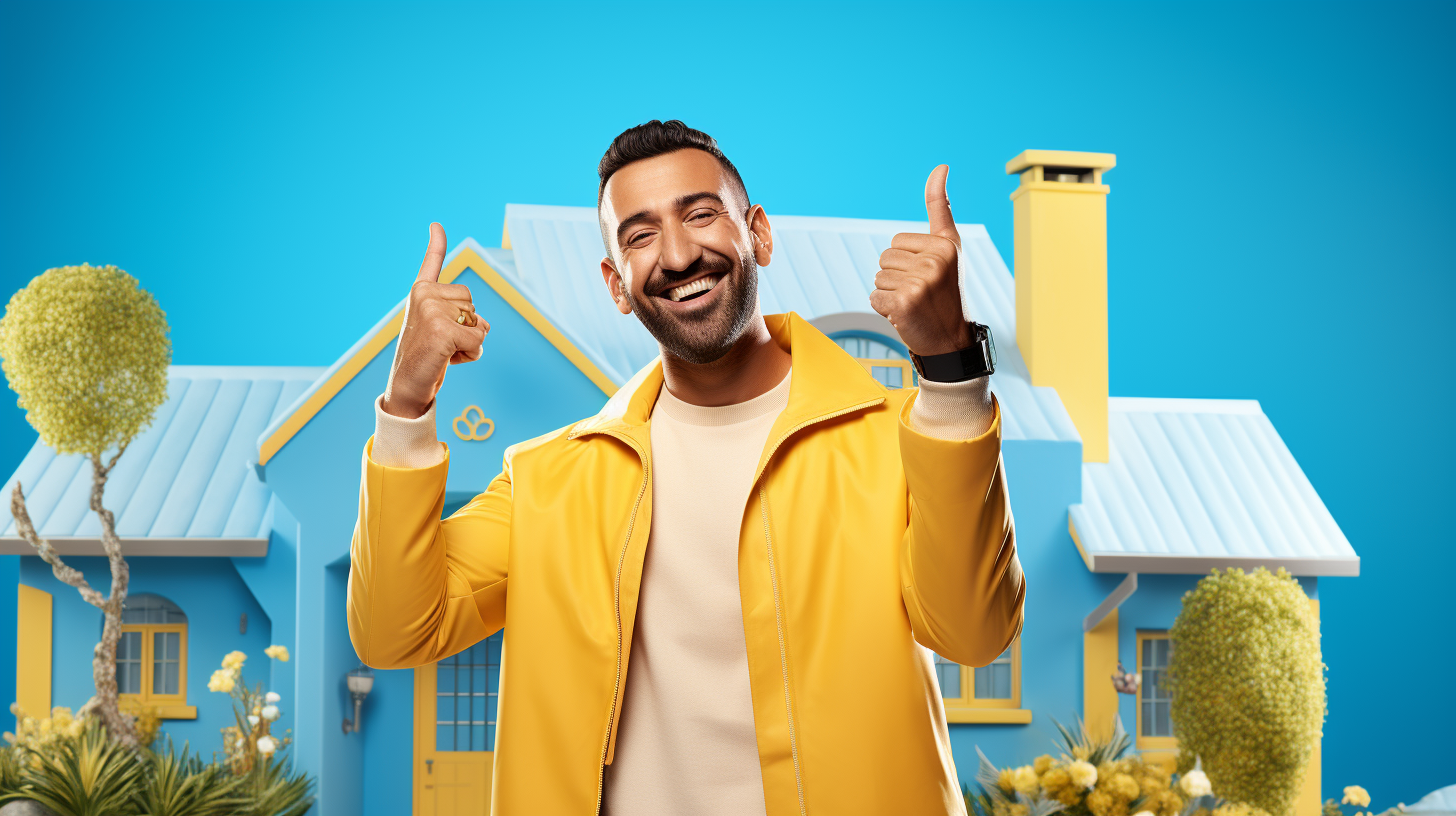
[341, 665, 374, 735]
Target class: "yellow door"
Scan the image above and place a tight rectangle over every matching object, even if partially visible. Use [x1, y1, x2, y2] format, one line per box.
[414, 632, 502, 815]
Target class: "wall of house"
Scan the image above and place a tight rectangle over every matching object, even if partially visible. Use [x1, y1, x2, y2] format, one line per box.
[18, 553, 274, 751]
[1, 553, 16, 731]
[942, 435, 1105, 778]
[260, 264, 613, 816]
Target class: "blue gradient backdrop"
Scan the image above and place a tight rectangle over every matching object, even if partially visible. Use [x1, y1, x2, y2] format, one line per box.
[2, 0, 1451, 803]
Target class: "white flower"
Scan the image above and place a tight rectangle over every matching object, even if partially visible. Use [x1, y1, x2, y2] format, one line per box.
[261, 705, 280, 721]
[1180, 768, 1212, 797]
[236, 736, 247, 748]
[247, 715, 260, 727]
[265, 691, 281, 704]
[1133, 811, 1157, 816]
[256, 735, 277, 754]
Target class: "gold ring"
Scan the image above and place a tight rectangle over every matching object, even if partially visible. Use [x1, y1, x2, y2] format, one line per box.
[457, 308, 476, 326]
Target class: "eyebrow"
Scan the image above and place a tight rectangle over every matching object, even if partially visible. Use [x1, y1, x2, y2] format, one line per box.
[615, 191, 726, 245]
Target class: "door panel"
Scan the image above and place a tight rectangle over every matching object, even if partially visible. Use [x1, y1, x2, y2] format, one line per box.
[414, 632, 503, 816]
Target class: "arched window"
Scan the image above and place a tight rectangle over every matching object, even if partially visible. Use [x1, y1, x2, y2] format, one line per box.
[831, 333, 916, 389]
[115, 593, 193, 717]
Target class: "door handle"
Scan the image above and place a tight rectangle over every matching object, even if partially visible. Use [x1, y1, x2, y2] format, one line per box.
[425, 758, 433, 775]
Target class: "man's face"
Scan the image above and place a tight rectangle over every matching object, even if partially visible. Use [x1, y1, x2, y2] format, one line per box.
[599, 148, 772, 365]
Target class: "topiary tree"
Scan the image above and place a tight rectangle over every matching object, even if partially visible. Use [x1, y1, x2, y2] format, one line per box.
[1167, 566, 1326, 816]
[0, 263, 171, 749]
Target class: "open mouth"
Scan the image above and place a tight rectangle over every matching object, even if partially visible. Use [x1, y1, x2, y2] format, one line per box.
[661, 273, 725, 303]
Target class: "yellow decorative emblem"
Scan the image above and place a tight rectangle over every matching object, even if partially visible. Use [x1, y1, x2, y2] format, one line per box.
[452, 405, 495, 441]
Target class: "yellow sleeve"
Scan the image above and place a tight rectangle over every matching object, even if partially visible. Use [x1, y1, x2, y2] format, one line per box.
[347, 435, 512, 669]
[897, 392, 1025, 667]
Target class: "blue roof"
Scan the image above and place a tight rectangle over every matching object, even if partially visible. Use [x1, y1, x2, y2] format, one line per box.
[1069, 398, 1358, 576]
[501, 203, 1078, 443]
[1, 365, 322, 552]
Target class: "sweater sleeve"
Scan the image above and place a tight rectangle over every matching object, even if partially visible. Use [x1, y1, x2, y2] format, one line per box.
[371, 393, 446, 468]
[906, 376, 995, 440]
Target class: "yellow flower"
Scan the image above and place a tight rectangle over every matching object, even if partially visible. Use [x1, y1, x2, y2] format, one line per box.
[208, 668, 236, 693]
[1070, 760, 1099, 790]
[1011, 765, 1040, 796]
[997, 768, 1018, 793]
[221, 650, 247, 670]
[1087, 788, 1115, 816]
[1009, 805, 1029, 816]
[1343, 787, 1371, 808]
[1112, 773, 1141, 800]
[265, 644, 290, 662]
[1043, 766, 1072, 793]
[1034, 754, 1055, 775]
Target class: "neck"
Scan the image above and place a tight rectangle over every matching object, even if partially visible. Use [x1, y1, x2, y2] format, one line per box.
[659, 314, 792, 407]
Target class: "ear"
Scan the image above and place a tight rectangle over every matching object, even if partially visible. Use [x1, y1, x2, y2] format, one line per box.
[601, 256, 632, 316]
[747, 204, 773, 267]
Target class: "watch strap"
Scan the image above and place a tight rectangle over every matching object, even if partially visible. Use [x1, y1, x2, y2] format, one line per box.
[910, 323, 995, 383]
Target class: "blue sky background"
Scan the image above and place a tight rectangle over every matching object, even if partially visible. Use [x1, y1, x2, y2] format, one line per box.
[2, 0, 1452, 802]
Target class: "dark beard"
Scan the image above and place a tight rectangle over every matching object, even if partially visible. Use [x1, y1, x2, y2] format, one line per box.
[623, 248, 759, 365]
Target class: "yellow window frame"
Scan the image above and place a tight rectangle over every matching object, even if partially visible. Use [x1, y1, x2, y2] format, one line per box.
[940, 638, 1032, 724]
[118, 622, 196, 719]
[1135, 630, 1176, 752]
[855, 358, 915, 389]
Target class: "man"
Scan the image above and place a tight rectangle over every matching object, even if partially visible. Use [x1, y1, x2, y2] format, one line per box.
[348, 120, 1024, 815]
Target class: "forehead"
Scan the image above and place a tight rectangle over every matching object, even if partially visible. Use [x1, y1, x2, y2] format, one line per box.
[599, 148, 735, 227]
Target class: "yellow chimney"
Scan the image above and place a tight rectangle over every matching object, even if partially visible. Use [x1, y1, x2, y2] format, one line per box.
[1006, 149, 1116, 462]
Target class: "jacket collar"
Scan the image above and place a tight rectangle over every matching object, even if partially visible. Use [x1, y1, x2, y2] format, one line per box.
[568, 311, 886, 442]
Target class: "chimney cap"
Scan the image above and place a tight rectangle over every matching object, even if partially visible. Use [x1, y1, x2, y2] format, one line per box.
[1006, 150, 1117, 175]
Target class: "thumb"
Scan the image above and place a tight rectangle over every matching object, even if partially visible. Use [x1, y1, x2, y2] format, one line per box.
[924, 164, 959, 244]
[416, 222, 447, 283]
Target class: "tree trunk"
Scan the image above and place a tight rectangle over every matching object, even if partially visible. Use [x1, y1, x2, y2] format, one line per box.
[6, 448, 138, 748]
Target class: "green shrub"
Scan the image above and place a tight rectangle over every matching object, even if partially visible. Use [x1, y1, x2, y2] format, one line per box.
[1168, 567, 1325, 816]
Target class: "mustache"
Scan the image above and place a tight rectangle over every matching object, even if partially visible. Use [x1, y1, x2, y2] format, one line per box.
[648, 251, 735, 297]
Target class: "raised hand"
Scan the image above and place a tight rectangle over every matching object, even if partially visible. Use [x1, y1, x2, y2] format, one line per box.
[381, 223, 490, 419]
[870, 165, 972, 356]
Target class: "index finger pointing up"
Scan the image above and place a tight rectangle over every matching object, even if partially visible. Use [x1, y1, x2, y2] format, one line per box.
[417, 222, 447, 283]
[924, 164, 960, 246]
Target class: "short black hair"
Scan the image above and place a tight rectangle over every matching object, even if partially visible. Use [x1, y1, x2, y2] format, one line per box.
[597, 120, 750, 210]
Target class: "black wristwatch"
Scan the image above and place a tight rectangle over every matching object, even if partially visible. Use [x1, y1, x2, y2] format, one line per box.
[909, 322, 996, 383]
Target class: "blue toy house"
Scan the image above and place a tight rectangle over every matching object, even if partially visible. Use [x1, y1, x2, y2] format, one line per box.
[3, 150, 1356, 815]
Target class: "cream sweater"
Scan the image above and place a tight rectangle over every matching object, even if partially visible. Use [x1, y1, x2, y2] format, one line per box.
[370, 370, 993, 815]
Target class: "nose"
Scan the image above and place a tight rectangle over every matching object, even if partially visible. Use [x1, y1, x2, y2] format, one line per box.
[656, 220, 702, 277]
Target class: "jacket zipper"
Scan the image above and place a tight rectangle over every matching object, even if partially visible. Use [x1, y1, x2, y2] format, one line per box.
[755, 398, 882, 816]
[594, 429, 650, 816]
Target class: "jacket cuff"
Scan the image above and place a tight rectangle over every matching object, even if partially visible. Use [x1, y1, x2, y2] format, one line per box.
[370, 393, 446, 468]
[907, 376, 995, 441]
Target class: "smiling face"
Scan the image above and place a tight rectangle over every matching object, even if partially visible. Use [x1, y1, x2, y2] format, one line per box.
[599, 148, 773, 365]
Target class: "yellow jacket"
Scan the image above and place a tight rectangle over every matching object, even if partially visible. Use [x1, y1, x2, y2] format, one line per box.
[348, 311, 1024, 815]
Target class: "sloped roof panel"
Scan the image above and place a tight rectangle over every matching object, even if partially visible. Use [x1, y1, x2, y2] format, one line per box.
[1070, 398, 1358, 575]
[1, 366, 321, 548]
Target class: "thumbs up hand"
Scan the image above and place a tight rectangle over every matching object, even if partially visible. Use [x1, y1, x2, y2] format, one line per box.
[870, 165, 973, 356]
[382, 223, 491, 419]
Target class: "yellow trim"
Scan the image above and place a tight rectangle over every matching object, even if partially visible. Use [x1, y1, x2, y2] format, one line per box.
[1135, 630, 1176, 752]
[945, 707, 1032, 724]
[939, 638, 1022, 710]
[854, 358, 914, 388]
[1295, 598, 1321, 816]
[1005, 149, 1117, 176]
[1068, 515, 1093, 570]
[151, 704, 197, 719]
[118, 622, 192, 718]
[501, 220, 512, 250]
[1083, 607, 1118, 742]
[16, 585, 52, 717]
[258, 246, 617, 465]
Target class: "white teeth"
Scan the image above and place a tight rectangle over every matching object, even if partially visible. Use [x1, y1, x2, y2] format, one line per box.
[666, 274, 722, 302]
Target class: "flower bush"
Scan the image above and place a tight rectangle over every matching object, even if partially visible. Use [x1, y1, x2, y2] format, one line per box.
[964, 718, 1287, 816]
[208, 645, 295, 775]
